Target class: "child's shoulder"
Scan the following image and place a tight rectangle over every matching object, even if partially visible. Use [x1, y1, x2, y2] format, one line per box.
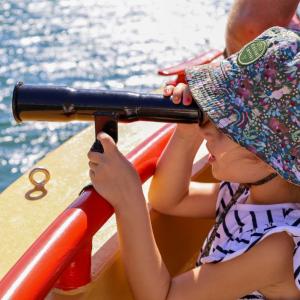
[198, 231, 297, 299]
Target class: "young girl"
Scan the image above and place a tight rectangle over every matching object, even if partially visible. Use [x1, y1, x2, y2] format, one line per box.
[88, 27, 300, 299]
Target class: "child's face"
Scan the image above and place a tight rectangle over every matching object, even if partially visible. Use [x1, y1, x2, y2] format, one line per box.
[200, 120, 274, 184]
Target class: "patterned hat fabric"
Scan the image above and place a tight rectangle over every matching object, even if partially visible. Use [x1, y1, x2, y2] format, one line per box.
[185, 27, 300, 186]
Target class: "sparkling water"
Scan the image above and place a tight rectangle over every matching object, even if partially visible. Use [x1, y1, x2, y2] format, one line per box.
[0, 0, 231, 191]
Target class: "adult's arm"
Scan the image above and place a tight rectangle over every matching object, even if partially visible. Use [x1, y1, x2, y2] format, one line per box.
[225, 0, 300, 55]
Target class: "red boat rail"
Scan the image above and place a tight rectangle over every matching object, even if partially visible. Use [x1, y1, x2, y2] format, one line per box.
[0, 123, 175, 300]
[157, 49, 223, 85]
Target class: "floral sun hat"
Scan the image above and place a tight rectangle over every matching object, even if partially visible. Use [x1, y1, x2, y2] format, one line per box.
[185, 26, 300, 186]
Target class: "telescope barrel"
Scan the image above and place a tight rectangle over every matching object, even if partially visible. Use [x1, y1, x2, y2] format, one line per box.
[12, 82, 203, 124]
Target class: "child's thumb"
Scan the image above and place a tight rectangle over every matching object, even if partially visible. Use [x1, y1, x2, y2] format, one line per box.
[97, 132, 117, 153]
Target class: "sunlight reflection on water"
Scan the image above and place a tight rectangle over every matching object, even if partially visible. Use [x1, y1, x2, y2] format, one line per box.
[0, 0, 232, 191]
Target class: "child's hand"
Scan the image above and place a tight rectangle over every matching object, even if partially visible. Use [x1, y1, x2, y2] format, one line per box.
[163, 83, 201, 138]
[163, 83, 193, 106]
[87, 132, 143, 211]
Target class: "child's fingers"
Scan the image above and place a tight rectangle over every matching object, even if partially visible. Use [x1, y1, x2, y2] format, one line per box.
[172, 83, 186, 104]
[163, 85, 174, 96]
[89, 169, 95, 179]
[97, 132, 117, 153]
[182, 86, 193, 106]
[89, 161, 98, 171]
[87, 150, 101, 163]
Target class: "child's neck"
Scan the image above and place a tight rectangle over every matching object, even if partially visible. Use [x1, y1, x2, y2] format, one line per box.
[246, 177, 300, 205]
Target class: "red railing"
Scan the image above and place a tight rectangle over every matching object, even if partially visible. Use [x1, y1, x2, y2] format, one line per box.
[0, 123, 175, 300]
[157, 49, 223, 86]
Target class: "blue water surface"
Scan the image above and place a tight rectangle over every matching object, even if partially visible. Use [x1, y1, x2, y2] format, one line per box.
[0, 0, 231, 191]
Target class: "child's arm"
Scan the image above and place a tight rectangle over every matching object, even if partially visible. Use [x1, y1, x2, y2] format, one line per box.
[88, 133, 171, 300]
[88, 140, 296, 299]
[148, 83, 219, 218]
[166, 232, 296, 299]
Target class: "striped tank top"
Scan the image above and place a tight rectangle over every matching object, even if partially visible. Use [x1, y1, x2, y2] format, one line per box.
[196, 181, 300, 299]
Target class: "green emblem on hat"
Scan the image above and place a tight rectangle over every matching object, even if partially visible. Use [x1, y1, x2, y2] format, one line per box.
[237, 40, 268, 66]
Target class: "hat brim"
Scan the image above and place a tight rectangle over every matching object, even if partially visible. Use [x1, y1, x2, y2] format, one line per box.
[185, 63, 229, 123]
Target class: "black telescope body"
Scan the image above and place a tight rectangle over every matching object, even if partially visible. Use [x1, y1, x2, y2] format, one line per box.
[12, 82, 203, 124]
[12, 82, 203, 153]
